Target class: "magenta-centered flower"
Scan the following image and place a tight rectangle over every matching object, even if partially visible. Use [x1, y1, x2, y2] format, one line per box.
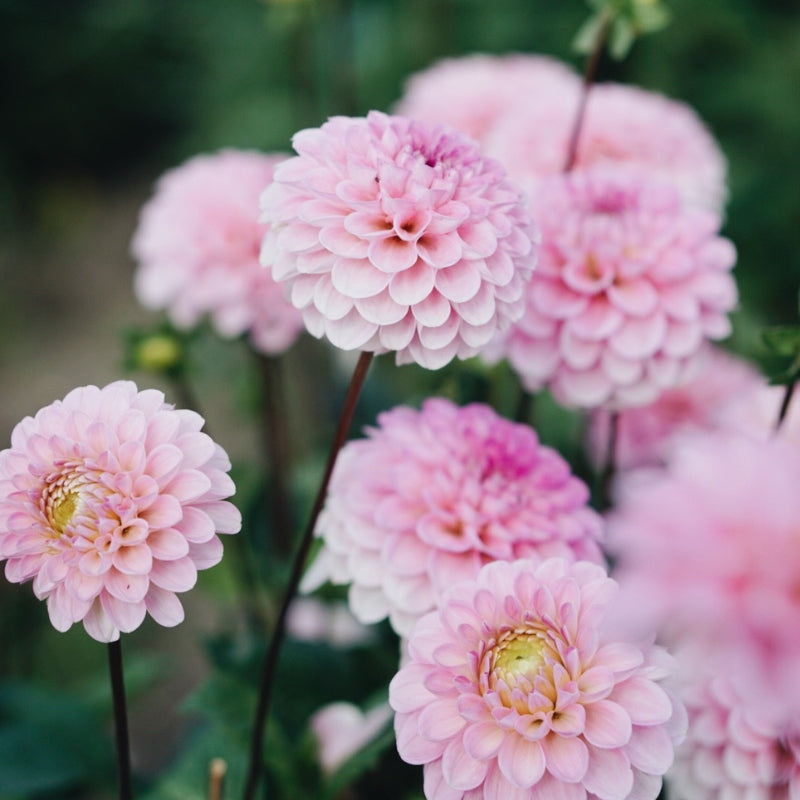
[132, 149, 304, 355]
[390, 558, 686, 800]
[304, 398, 603, 637]
[260, 111, 538, 369]
[0, 381, 241, 642]
[608, 432, 800, 717]
[489, 170, 737, 409]
[669, 674, 800, 800]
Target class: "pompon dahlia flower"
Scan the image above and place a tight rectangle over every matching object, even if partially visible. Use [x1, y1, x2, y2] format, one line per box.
[390, 558, 686, 800]
[488, 170, 737, 409]
[259, 111, 538, 369]
[607, 432, 800, 717]
[0, 381, 241, 642]
[669, 674, 800, 800]
[587, 346, 762, 471]
[132, 149, 304, 355]
[393, 53, 580, 144]
[485, 81, 728, 213]
[304, 397, 603, 637]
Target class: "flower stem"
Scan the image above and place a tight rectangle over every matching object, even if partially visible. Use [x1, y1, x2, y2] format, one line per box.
[208, 758, 227, 800]
[598, 410, 619, 511]
[563, 8, 612, 172]
[257, 353, 294, 556]
[107, 640, 132, 800]
[242, 350, 374, 800]
[775, 380, 796, 431]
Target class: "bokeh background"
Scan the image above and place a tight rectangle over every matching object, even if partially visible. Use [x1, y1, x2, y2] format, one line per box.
[0, 1, 799, 797]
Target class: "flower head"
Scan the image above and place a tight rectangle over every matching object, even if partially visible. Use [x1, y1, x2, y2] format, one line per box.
[390, 558, 685, 800]
[486, 81, 728, 212]
[608, 432, 800, 716]
[489, 170, 737, 409]
[304, 398, 603, 636]
[0, 381, 241, 641]
[394, 53, 580, 144]
[132, 149, 304, 355]
[587, 347, 763, 471]
[260, 111, 538, 369]
[669, 674, 800, 800]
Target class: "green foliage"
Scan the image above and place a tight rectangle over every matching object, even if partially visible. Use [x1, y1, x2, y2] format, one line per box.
[575, 0, 671, 59]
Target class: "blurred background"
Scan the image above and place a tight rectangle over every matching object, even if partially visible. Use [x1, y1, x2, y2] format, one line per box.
[0, 0, 798, 797]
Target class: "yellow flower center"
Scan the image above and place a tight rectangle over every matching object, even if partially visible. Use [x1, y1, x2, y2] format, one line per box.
[491, 631, 546, 686]
[44, 471, 86, 536]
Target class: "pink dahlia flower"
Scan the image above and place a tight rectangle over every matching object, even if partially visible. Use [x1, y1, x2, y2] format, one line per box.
[390, 558, 686, 800]
[587, 347, 762, 471]
[0, 381, 241, 642]
[393, 53, 580, 144]
[132, 149, 304, 355]
[489, 170, 737, 409]
[304, 397, 603, 637]
[485, 81, 728, 212]
[259, 111, 538, 369]
[669, 674, 800, 800]
[608, 432, 800, 717]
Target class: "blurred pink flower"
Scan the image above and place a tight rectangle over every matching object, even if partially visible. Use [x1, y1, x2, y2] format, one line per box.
[132, 149, 304, 355]
[486, 81, 728, 212]
[669, 674, 800, 800]
[303, 397, 603, 636]
[393, 53, 580, 144]
[608, 432, 800, 716]
[587, 347, 763, 471]
[311, 701, 394, 774]
[260, 111, 538, 369]
[0, 381, 241, 642]
[390, 558, 686, 800]
[286, 597, 375, 648]
[488, 170, 737, 409]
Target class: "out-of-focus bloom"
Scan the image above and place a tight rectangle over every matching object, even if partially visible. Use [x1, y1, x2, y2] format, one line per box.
[286, 596, 375, 648]
[393, 53, 580, 144]
[587, 347, 762, 471]
[311, 701, 394, 774]
[259, 111, 538, 369]
[669, 674, 800, 800]
[132, 149, 304, 355]
[304, 397, 603, 637]
[486, 81, 728, 212]
[608, 432, 800, 716]
[390, 558, 686, 800]
[0, 381, 241, 642]
[489, 170, 737, 409]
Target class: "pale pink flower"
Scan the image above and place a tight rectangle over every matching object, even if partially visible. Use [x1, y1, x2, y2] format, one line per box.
[311, 701, 394, 774]
[286, 597, 375, 648]
[132, 149, 304, 355]
[393, 53, 580, 144]
[485, 81, 728, 212]
[304, 397, 603, 637]
[390, 558, 686, 800]
[608, 432, 800, 716]
[669, 674, 800, 800]
[0, 381, 241, 642]
[259, 111, 538, 369]
[587, 347, 762, 471]
[488, 170, 737, 409]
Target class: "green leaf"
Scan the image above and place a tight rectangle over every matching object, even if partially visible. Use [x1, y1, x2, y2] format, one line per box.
[609, 16, 636, 59]
[572, 10, 608, 55]
[762, 325, 800, 357]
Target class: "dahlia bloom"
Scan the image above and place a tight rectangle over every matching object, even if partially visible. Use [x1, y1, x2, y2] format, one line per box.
[485, 81, 728, 212]
[608, 432, 800, 716]
[304, 397, 603, 637]
[311, 701, 394, 774]
[259, 111, 538, 369]
[669, 674, 800, 800]
[390, 558, 686, 800]
[393, 53, 580, 144]
[132, 149, 304, 355]
[587, 347, 762, 471]
[489, 170, 737, 409]
[0, 381, 241, 642]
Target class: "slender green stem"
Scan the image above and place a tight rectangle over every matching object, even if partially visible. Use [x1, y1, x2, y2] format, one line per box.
[775, 381, 796, 431]
[563, 8, 612, 172]
[598, 410, 619, 512]
[242, 351, 374, 800]
[107, 640, 132, 800]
